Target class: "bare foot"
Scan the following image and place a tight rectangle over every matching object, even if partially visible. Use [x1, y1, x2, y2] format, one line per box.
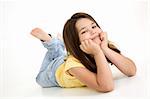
[30, 28, 51, 42]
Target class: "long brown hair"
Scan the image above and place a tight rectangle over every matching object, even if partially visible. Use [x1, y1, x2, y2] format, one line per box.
[63, 12, 121, 73]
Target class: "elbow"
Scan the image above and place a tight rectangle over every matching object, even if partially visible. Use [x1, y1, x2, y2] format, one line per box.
[97, 83, 114, 93]
[127, 69, 136, 77]
[126, 59, 137, 77]
[127, 64, 137, 77]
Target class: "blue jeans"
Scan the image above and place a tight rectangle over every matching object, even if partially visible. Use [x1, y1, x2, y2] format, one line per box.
[36, 38, 66, 87]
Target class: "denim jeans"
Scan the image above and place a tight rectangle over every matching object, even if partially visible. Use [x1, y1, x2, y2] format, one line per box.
[36, 38, 66, 87]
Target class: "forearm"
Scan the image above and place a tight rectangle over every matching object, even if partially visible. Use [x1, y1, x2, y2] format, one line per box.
[94, 50, 114, 88]
[102, 47, 136, 76]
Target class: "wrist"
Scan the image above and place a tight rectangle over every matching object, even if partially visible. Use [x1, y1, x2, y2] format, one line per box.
[101, 47, 111, 56]
[101, 46, 109, 51]
[93, 48, 103, 56]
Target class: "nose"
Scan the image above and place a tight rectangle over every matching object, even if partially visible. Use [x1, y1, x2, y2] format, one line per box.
[89, 29, 95, 35]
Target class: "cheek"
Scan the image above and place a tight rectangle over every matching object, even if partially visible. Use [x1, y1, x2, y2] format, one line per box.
[80, 34, 91, 42]
[96, 28, 103, 33]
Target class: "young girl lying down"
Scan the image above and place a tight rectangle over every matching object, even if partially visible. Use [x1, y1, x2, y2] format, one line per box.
[31, 12, 136, 92]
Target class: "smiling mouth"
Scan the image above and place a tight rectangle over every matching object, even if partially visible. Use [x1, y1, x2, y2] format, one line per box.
[91, 33, 100, 40]
[92, 37, 97, 40]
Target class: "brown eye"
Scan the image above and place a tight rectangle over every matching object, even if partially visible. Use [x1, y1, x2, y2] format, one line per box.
[81, 31, 86, 34]
[92, 25, 97, 29]
[81, 30, 88, 34]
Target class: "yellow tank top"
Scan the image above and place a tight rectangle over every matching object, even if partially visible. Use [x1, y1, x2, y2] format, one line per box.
[55, 55, 86, 88]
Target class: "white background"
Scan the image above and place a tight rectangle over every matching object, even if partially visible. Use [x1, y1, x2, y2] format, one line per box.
[0, 0, 149, 99]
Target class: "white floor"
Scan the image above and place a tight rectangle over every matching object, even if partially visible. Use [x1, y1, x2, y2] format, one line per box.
[0, 0, 149, 98]
[1, 65, 148, 97]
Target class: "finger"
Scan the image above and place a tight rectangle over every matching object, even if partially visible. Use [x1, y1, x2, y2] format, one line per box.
[101, 37, 104, 41]
[84, 40, 89, 47]
[88, 39, 94, 45]
[103, 32, 108, 40]
[99, 33, 103, 40]
[81, 41, 87, 50]
[80, 44, 87, 53]
[79, 44, 84, 51]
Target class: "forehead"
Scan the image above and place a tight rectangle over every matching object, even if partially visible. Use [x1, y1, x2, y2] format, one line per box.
[76, 18, 94, 31]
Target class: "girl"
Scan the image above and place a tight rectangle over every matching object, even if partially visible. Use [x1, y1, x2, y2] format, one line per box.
[31, 12, 136, 92]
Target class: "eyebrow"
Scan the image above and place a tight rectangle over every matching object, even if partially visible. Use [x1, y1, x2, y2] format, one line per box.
[79, 22, 95, 32]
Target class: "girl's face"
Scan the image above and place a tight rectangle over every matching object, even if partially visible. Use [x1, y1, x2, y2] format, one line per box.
[75, 18, 103, 45]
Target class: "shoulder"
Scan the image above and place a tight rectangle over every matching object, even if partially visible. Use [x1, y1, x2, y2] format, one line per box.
[64, 55, 85, 71]
[67, 55, 80, 62]
[66, 55, 83, 66]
